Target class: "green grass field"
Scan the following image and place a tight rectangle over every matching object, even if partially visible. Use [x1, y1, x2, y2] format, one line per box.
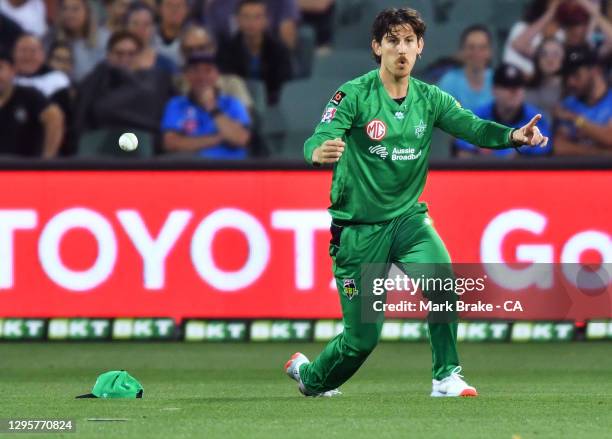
[1, 342, 611, 438]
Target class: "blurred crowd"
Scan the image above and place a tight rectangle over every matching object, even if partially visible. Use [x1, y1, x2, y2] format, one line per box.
[0, 0, 610, 159]
[0, 0, 335, 158]
[437, 0, 612, 157]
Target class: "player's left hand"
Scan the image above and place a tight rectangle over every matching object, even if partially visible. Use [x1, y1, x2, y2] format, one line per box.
[512, 114, 549, 148]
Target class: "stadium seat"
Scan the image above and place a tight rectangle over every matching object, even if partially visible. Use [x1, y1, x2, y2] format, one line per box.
[245, 80, 267, 115]
[77, 128, 155, 158]
[260, 105, 287, 155]
[333, 0, 373, 49]
[312, 49, 377, 80]
[335, 0, 368, 26]
[277, 78, 342, 157]
[246, 79, 287, 155]
[293, 26, 316, 79]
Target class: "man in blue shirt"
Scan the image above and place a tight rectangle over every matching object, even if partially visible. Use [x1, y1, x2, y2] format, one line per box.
[438, 25, 494, 111]
[455, 63, 552, 157]
[554, 46, 612, 155]
[161, 52, 251, 159]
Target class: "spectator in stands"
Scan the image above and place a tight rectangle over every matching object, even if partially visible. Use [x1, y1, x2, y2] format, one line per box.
[180, 24, 253, 111]
[217, 0, 292, 105]
[49, 0, 108, 81]
[13, 33, 74, 154]
[161, 51, 251, 158]
[454, 63, 552, 158]
[525, 37, 564, 122]
[298, 0, 334, 54]
[190, 0, 299, 51]
[180, 24, 216, 56]
[503, 0, 563, 78]
[189, 0, 232, 42]
[264, 0, 300, 51]
[0, 10, 24, 51]
[154, 0, 189, 66]
[74, 30, 174, 151]
[104, 29, 140, 70]
[0, 49, 64, 157]
[557, 0, 612, 56]
[553, 45, 612, 154]
[47, 40, 73, 78]
[258, 0, 303, 78]
[126, 2, 176, 74]
[13, 34, 70, 103]
[100, 0, 132, 36]
[438, 24, 494, 112]
[190, 0, 240, 43]
[0, 0, 46, 37]
[505, 0, 612, 77]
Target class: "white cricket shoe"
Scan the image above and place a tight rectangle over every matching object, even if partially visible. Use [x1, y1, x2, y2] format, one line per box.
[284, 352, 342, 397]
[430, 366, 478, 397]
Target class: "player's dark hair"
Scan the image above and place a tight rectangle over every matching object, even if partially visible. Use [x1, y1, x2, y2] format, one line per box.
[106, 30, 143, 53]
[371, 8, 426, 65]
[459, 24, 492, 48]
[236, 0, 266, 13]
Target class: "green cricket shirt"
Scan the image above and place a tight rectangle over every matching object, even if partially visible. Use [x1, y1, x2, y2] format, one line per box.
[304, 69, 514, 224]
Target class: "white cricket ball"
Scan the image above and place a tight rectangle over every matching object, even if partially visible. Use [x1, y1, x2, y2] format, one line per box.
[118, 132, 138, 151]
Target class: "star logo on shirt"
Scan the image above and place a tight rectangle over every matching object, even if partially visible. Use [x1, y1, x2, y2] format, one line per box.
[394, 111, 404, 120]
[414, 119, 426, 138]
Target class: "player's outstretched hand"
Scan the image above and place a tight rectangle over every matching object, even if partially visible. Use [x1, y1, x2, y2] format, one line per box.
[512, 114, 549, 148]
[312, 138, 346, 164]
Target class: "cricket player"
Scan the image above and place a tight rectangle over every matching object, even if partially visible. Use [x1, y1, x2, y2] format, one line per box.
[284, 8, 548, 398]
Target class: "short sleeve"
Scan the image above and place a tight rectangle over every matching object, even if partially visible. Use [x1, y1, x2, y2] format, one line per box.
[26, 87, 50, 120]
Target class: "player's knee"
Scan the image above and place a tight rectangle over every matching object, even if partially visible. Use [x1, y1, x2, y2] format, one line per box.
[346, 335, 379, 357]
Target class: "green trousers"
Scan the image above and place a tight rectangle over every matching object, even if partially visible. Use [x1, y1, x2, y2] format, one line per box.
[300, 204, 459, 393]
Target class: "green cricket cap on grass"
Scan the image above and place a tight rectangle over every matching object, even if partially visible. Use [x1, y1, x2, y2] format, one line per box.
[76, 370, 143, 399]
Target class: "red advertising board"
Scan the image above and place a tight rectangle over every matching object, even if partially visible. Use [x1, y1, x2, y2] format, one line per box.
[0, 170, 610, 321]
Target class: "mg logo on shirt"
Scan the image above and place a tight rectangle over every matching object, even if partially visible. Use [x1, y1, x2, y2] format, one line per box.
[366, 119, 387, 141]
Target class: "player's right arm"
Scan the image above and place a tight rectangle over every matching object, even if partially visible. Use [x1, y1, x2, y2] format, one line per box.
[433, 88, 513, 148]
[433, 86, 548, 149]
[304, 87, 356, 165]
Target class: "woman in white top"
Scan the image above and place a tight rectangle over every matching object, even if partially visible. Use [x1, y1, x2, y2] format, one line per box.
[503, 0, 564, 78]
[525, 37, 565, 122]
